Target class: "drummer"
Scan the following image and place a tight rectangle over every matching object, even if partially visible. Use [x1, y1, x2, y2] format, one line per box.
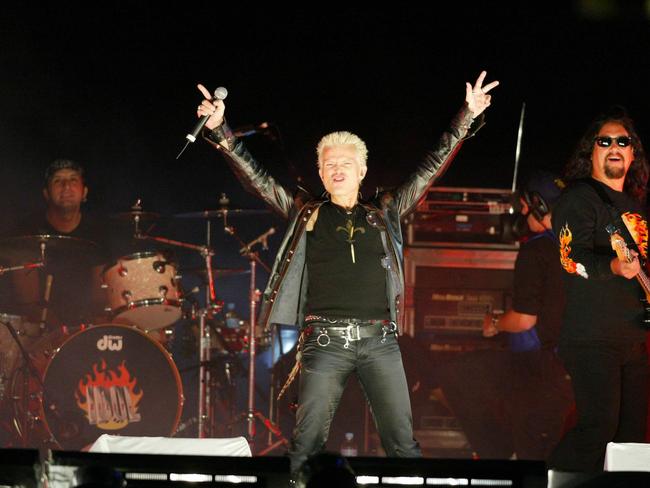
[5, 159, 110, 327]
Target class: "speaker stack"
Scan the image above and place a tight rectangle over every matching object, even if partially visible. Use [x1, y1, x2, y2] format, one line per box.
[403, 186, 518, 457]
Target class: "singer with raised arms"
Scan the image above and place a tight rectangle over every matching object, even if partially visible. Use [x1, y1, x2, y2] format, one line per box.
[192, 71, 498, 476]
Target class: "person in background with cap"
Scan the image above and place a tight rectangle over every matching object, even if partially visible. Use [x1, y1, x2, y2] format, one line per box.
[437, 170, 573, 461]
[548, 107, 649, 472]
[11, 159, 109, 250]
[6, 159, 110, 327]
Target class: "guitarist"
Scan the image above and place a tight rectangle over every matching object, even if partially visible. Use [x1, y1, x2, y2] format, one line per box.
[549, 107, 650, 472]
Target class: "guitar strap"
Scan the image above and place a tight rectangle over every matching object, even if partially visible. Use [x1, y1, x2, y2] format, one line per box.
[580, 178, 644, 260]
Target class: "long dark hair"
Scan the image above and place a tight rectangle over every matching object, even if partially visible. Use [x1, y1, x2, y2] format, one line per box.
[563, 106, 648, 204]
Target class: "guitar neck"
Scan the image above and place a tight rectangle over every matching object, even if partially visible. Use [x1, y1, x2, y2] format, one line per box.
[636, 269, 650, 302]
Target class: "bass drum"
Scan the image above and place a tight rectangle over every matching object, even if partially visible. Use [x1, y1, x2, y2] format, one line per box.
[13, 324, 183, 450]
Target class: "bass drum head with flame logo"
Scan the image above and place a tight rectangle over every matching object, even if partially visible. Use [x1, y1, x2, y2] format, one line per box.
[41, 323, 183, 450]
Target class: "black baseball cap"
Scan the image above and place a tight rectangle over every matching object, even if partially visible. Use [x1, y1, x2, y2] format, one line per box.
[44, 158, 85, 185]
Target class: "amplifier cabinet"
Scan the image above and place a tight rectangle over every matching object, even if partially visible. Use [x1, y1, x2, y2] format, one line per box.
[402, 246, 519, 456]
[404, 246, 517, 343]
[404, 186, 517, 248]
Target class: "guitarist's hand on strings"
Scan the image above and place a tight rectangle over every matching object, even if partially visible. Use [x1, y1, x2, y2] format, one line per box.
[611, 251, 641, 279]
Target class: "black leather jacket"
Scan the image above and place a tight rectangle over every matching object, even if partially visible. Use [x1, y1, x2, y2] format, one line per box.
[206, 104, 483, 331]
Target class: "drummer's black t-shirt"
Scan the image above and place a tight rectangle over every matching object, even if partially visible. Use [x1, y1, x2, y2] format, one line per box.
[1, 212, 112, 326]
[10, 211, 110, 252]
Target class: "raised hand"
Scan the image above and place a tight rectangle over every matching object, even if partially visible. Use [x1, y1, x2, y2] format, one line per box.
[465, 71, 499, 117]
[196, 83, 226, 130]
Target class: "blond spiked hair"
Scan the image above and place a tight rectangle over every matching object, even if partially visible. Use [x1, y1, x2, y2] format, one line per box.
[316, 131, 368, 169]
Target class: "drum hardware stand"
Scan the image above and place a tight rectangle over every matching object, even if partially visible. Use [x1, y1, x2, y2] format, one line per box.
[0, 261, 44, 276]
[0, 260, 44, 445]
[0, 246, 52, 445]
[131, 199, 143, 236]
[205, 320, 240, 433]
[1, 318, 47, 447]
[128, 199, 158, 237]
[174, 416, 198, 436]
[134, 219, 223, 439]
[220, 217, 287, 451]
[39, 274, 53, 330]
[202, 317, 276, 438]
[0, 245, 66, 447]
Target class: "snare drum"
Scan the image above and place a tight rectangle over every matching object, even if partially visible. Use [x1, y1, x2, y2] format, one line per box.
[102, 252, 182, 330]
[12, 323, 183, 450]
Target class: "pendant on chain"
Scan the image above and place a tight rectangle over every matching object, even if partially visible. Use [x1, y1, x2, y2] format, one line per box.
[348, 220, 356, 264]
[336, 207, 365, 265]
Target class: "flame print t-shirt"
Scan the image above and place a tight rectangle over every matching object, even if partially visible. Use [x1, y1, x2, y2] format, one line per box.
[552, 178, 648, 343]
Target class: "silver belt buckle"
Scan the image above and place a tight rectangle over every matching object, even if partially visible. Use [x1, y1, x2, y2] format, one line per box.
[346, 324, 362, 341]
[342, 324, 361, 349]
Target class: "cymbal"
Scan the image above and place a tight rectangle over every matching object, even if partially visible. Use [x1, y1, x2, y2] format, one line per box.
[110, 210, 162, 222]
[183, 266, 251, 279]
[174, 208, 271, 219]
[0, 234, 98, 263]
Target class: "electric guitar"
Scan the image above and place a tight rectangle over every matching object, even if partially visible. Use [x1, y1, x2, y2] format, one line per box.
[607, 224, 650, 327]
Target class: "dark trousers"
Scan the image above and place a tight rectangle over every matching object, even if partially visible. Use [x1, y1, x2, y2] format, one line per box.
[438, 349, 573, 460]
[548, 340, 649, 472]
[288, 332, 421, 473]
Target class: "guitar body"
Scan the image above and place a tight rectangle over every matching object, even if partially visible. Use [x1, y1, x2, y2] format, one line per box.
[607, 225, 650, 329]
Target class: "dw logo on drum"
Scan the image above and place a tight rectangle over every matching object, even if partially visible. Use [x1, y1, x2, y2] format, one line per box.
[96, 335, 123, 351]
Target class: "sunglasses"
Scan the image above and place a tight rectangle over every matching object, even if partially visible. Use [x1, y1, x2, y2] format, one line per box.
[594, 136, 632, 148]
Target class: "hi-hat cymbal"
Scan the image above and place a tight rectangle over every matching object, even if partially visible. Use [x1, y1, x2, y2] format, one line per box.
[183, 266, 251, 279]
[174, 209, 271, 219]
[0, 234, 98, 263]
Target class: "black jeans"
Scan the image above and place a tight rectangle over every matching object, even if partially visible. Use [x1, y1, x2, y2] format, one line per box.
[288, 329, 421, 472]
[549, 340, 649, 472]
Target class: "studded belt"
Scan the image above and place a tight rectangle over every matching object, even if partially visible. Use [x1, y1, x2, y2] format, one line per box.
[304, 315, 397, 348]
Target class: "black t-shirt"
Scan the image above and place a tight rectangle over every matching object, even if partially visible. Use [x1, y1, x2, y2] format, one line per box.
[9, 211, 110, 254]
[512, 231, 565, 349]
[306, 202, 389, 319]
[1, 212, 112, 326]
[551, 178, 648, 344]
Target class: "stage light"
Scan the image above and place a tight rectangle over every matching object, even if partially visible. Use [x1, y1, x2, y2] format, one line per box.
[347, 458, 546, 488]
[124, 472, 168, 481]
[426, 478, 469, 486]
[382, 476, 425, 485]
[357, 475, 380, 484]
[471, 480, 513, 486]
[49, 450, 289, 488]
[169, 473, 212, 482]
[214, 474, 259, 483]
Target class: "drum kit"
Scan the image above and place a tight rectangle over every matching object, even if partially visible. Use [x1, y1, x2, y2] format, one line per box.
[0, 198, 286, 451]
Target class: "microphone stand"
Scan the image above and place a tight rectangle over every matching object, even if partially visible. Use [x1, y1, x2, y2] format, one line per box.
[134, 223, 222, 439]
[221, 218, 287, 452]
